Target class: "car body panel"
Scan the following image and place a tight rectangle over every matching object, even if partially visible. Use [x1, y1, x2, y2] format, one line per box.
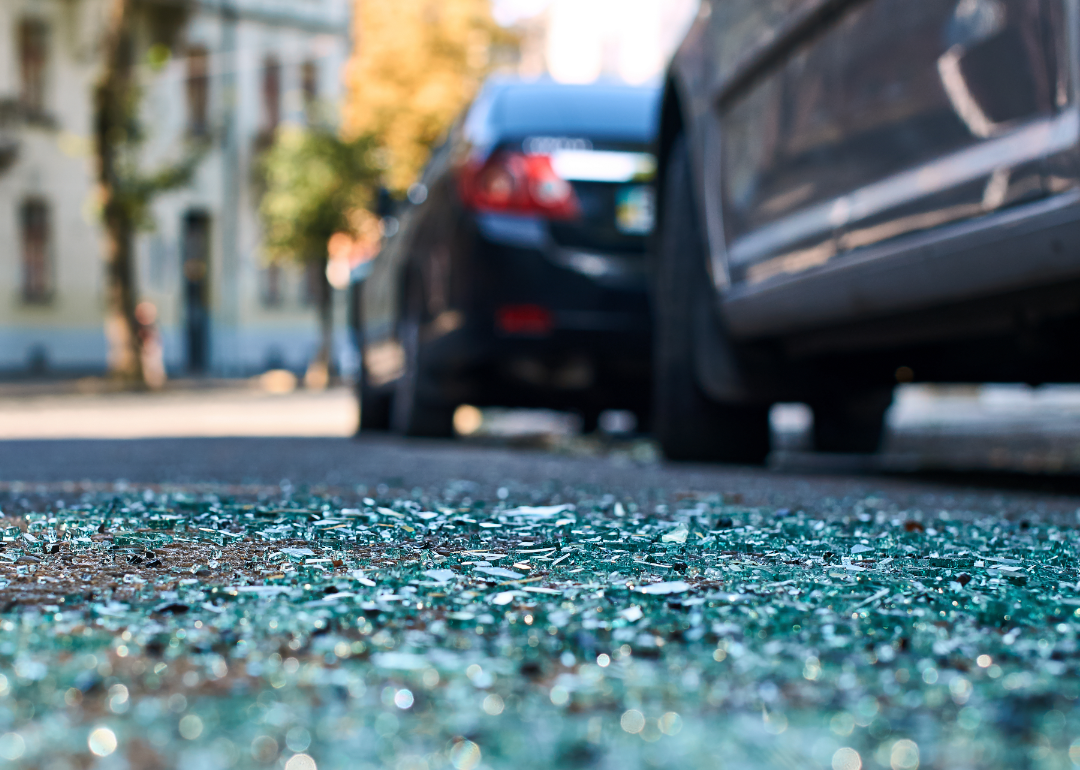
[718, 0, 1071, 280]
[662, 0, 1080, 373]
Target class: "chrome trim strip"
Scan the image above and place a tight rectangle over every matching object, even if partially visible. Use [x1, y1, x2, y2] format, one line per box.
[728, 109, 1080, 267]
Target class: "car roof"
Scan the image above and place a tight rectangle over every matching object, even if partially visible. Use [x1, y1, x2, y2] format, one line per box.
[468, 78, 661, 145]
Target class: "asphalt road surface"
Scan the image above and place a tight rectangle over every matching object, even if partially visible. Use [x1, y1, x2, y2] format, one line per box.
[2, 382, 1080, 522]
[2, 433, 1080, 527]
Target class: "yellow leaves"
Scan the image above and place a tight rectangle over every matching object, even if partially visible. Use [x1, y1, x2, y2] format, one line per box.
[343, 0, 511, 191]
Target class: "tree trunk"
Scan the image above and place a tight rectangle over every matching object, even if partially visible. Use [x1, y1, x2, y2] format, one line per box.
[103, 210, 143, 382]
[95, 0, 145, 386]
[305, 256, 335, 389]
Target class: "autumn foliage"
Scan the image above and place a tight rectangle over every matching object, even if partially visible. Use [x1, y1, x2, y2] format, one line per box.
[343, 0, 511, 192]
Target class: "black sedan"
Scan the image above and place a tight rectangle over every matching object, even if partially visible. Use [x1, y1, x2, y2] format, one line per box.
[654, 0, 1080, 462]
[352, 79, 660, 437]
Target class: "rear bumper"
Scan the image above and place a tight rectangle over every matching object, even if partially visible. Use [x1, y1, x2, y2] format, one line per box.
[424, 213, 652, 407]
[469, 212, 650, 321]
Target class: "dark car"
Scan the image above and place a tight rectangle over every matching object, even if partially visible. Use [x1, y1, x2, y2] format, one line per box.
[653, 0, 1080, 462]
[352, 78, 660, 437]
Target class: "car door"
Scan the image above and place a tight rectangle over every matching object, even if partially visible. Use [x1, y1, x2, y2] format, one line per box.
[709, 0, 1072, 302]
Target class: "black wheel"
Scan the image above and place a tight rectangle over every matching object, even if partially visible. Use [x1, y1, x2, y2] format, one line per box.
[579, 407, 602, 435]
[354, 280, 392, 434]
[631, 407, 653, 435]
[357, 369, 391, 433]
[812, 388, 894, 453]
[390, 279, 456, 438]
[653, 135, 771, 464]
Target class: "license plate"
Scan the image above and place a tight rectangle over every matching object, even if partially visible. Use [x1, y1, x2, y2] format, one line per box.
[616, 186, 656, 235]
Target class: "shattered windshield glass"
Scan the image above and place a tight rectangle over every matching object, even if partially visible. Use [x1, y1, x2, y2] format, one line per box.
[0, 485, 1076, 769]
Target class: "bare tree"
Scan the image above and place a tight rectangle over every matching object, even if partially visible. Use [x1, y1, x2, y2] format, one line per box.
[0, 100, 18, 175]
[95, 0, 142, 383]
[94, 0, 200, 386]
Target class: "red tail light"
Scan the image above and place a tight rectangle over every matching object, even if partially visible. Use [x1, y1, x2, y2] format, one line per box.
[459, 152, 580, 220]
[496, 304, 554, 336]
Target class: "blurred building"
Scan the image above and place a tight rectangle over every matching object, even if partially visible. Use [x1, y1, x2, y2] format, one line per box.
[0, 0, 351, 378]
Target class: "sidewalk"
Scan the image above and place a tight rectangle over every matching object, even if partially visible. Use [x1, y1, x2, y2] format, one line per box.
[2, 382, 1080, 475]
[0, 381, 357, 439]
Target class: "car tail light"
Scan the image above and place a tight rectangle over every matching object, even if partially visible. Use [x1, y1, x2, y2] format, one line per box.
[460, 152, 580, 220]
[496, 304, 554, 336]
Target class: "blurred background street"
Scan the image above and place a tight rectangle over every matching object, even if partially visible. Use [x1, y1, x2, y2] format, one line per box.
[0, 0, 697, 385]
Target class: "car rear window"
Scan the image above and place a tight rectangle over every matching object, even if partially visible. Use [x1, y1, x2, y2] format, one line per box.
[491, 84, 660, 142]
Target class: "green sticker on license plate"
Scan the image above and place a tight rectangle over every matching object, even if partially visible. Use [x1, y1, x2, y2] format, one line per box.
[616, 185, 656, 235]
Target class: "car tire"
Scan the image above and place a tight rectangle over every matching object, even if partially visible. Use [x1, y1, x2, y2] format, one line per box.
[812, 388, 894, 453]
[357, 369, 392, 433]
[353, 282, 392, 434]
[653, 135, 771, 464]
[579, 407, 602, 435]
[391, 279, 456, 438]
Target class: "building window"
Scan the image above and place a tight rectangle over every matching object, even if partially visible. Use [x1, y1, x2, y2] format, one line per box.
[262, 56, 281, 133]
[20, 199, 52, 303]
[18, 19, 49, 117]
[186, 46, 209, 137]
[301, 60, 319, 119]
[263, 264, 283, 307]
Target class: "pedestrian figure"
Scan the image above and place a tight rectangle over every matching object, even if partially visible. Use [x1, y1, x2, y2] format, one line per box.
[135, 301, 167, 390]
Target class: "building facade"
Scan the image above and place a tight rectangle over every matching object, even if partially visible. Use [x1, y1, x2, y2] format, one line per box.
[0, 0, 352, 378]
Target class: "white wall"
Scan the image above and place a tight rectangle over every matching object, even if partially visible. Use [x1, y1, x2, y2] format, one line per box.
[0, 0, 104, 374]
